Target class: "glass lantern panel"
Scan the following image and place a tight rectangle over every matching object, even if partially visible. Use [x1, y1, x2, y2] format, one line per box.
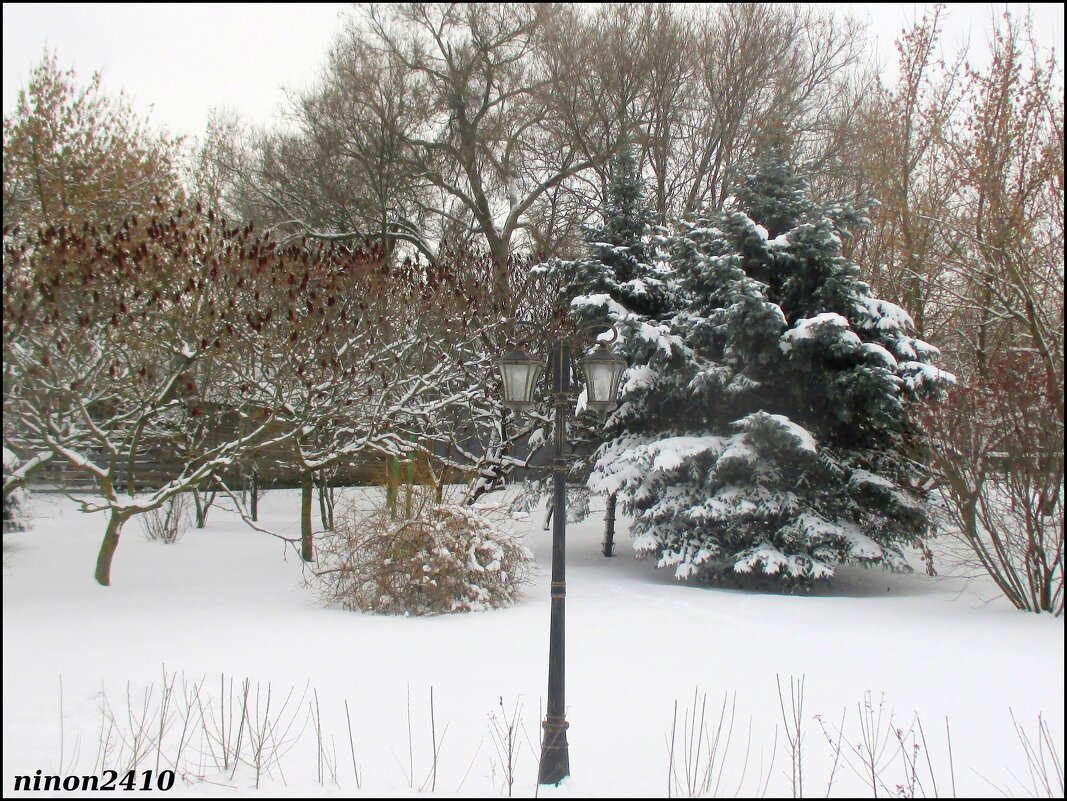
[586, 362, 617, 405]
[501, 360, 542, 405]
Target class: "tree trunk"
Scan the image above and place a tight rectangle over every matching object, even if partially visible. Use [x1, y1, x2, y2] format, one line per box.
[464, 409, 512, 507]
[250, 470, 259, 522]
[325, 483, 335, 530]
[94, 511, 127, 586]
[300, 469, 314, 562]
[193, 487, 206, 528]
[1039, 570, 1053, 613]
[387, 456, 399, 520]
[193, 484, 215, 529]
[317, 471, 335, 531]
[491, 247, 510, 316]
[602, 492, 618, 557]
[436, 442, 450, 503]
[404, 452, 415, 519]
[318, 471, 329, 531]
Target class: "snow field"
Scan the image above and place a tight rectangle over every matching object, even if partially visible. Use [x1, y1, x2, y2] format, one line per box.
[3, 489, 1063, 797]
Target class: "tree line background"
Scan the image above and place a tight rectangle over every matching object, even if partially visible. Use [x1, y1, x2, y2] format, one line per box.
[3, 3, 1062, 608]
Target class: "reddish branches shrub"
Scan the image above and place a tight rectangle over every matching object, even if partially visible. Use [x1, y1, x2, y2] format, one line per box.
[925, 351, 1063, 615]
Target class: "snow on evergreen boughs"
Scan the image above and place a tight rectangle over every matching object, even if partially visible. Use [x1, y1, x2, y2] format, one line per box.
[592, 149, 952, 582]
[540, 145, 671, 326]
[525, 145, 673, 516]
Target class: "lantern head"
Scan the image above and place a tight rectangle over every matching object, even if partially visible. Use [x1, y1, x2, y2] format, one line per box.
[497, 349, 544, 411]
[581, 343, 626, 413]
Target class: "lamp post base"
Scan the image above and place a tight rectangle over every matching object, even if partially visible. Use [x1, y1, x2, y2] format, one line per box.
[538, 717, 570, 785]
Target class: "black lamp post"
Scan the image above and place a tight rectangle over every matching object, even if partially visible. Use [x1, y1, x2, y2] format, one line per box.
[497, 326, 626, 786]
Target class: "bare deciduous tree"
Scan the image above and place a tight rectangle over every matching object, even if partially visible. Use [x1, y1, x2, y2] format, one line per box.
[217, 4, 867, 288]
[3, 208, 291, 584]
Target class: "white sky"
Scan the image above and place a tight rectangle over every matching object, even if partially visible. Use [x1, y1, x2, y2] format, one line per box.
[3, 3, 1064, 142]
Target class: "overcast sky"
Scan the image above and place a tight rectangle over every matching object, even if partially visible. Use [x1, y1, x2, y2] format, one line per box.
[3, 3, 1063, 143]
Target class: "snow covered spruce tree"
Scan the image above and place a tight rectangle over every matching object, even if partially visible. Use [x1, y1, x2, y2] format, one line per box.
[532, 145, 673, 543]
[591, 148, 954, 582]
[552, 145, 671, 331]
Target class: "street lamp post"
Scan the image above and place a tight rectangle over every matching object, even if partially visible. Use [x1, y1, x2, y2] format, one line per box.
[497, 326, 626, 786]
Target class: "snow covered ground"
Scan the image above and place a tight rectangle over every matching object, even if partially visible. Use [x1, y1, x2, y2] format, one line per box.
[3, 489, 1063, 797]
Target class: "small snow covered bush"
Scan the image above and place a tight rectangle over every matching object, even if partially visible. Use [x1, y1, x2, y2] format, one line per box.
[3, 449, 30, 534]
[2, 486, 29, 534]
[314, 489, 533, 615]
[139, 494, 191, 544]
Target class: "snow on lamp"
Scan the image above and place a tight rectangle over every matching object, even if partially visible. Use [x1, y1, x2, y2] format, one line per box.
[498, 349, 544, 411]
[581, 343, 626, 413]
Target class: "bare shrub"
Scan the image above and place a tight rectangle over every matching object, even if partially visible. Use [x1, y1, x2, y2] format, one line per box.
[391, 685, 446, 792]
[87, 670, 310, 789]
[927, 352, 1064, 615]
[665, 688, 775, 798]
[776, 674, 805, 798]
[312, 487, 534, 615]
[191, 479, 218, 529]
[487, 696, 535, 798]
[1008, 710, 1064, 798]
[3, 485, 29, 533]
[139, 494, 191, 544]
[815, 694, 959, 799]
[3, 448, 32, 533]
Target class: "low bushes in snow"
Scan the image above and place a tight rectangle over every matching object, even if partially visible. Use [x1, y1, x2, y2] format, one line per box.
[138, 494, 191, 544]
[313, 489, 533, 615]
[3, 447, 30, 534]
[2, 485, 28, 534]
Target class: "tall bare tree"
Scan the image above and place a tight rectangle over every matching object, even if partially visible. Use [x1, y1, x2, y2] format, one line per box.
[220, 3, 868, 285]
[228, 4, 594, 311]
